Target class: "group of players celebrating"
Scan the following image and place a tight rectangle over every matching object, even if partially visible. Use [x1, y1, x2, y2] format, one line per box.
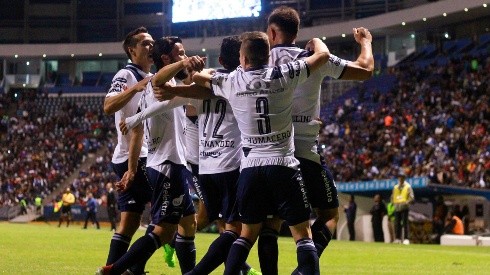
[97, 5, 374, 275]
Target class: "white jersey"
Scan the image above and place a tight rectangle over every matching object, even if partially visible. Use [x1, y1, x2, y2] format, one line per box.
[197, 69, 242, 174]
[183, 111, 200, 165]
[107, 64, 150, 164]
[269, 45, 347, 163]
[138, 78, 187, 169]
[211, 61, 310, 169]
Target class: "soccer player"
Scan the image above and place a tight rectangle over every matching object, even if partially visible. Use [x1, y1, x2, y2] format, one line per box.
[103, 26, 155, 275]
[258, 6, 374, 274]
[192, 31, 331, 275]
[121, 36, 260, 275]
[96, 37, 205, 275]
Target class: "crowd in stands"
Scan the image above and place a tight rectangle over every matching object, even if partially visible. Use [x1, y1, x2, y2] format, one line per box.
[319, 53, 490, 189]
[0, 92, 115, 209]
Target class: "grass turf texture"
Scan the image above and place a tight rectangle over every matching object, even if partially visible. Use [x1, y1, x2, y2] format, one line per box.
[0, 222, 489, 274]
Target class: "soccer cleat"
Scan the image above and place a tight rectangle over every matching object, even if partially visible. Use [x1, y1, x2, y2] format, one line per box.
[247, 267, 262, 275]
[95, 265, 112, 275]
[163, 244, 176, 268]
[393, 239, 401, 244]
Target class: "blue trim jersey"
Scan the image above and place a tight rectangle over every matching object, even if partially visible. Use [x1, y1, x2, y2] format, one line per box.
[198, 69, 242, 174]
[138, 78, 187, 169]
[107, 63, 150, 164]
[269, 45, 347, 163]
[183, 113, 200, 166]
[210, 61, 310, 169]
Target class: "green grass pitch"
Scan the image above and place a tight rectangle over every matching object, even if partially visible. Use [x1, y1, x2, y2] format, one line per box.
[0, 222, 489, 274]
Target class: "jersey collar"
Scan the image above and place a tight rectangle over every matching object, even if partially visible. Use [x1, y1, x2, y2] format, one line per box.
[271, 43, 300, 49]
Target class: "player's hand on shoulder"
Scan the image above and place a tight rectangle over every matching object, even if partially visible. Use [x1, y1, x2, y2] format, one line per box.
[353, 27, 372, 43]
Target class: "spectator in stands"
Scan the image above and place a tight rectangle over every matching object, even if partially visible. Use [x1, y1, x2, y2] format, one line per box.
[392, 172, 414, 244]
[370, 194, 387, 242]
[344, 195, 357, 241]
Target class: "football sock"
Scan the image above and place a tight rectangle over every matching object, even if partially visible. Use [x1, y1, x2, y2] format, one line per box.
[295, 238, 319, 275]
[129, 224, 155, 274]
[110, 232, 161, 275]
[224, 237, 253, 275]
[311, 219, 332, 257]
[106, 233, 132, 265]
[175, 233, 196, 273]
[258, 227, 279, 275]
[192, 230, 238, 274]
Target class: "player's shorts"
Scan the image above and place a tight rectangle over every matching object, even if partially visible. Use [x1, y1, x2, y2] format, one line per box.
[61, 205, 71, 215]
[111, 158, 152, 214]
[198, 168, 240, 224]
[236, 165, 310, 226]
[297, 157, 339, 210]
[184, 162, 200, 196]
[147, 162, 196, 225]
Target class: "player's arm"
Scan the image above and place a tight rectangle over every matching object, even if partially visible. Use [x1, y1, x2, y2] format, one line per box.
[160, 83, 214, 100]
[116, 123, 143, 192]
[340, 27, 374, 80]
[104, 77, 150, 115]
[303, 38, 331, 73]
[152, 56, 206, 87]
[119, 96, 190, 134]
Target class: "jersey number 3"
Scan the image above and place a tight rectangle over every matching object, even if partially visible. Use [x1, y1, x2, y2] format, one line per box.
[256, 97, 271, 135]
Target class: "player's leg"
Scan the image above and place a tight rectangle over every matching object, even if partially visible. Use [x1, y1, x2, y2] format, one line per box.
[106, 159, 149, 266]
[297, 157, 339, 257]
[258, 217, 281, 275]
[272, 166, 318, 275]
[224, 168, 267, 275]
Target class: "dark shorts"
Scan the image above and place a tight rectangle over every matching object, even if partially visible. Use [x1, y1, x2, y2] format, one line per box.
[297, 157, 339, 210]
[111, 158, 153, 214]
[61, 205, 71, 215]
[198, 168, 240, 223]
[236, 165, 311, 226]
[147, 162, 196, 225]
[184, 162, 200, 196]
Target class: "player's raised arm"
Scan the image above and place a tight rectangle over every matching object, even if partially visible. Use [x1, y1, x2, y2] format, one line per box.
[152, 55, 206, 87]
[192, 70, 214, 89]
[159, 83, 214, 100]
[340, 27, 374, 80]
[303, 38, 331, 73]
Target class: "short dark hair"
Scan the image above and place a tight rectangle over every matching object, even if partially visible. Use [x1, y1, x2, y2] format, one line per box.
[123, 26, 148, 60]
[239, 32, 269, 67]
[152, 36, 182, 70]
[220, 36, 241, 70]
[268, 6, 300, 40]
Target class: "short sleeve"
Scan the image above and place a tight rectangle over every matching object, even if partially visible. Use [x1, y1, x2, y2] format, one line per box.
[210, 72, 232, 99]
[106, 70, 133, 97]
[277, 59, 310, 87]
[318, 54, 348, 79]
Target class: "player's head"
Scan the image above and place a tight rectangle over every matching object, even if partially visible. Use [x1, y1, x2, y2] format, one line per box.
[152, 36, 189, 80]
[239, 31, 270, 68]
[219, 35, 241, 70]
[267, 6, 300, 45]
[123, 27, 154, 65]
[65, 187, 71, 193]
